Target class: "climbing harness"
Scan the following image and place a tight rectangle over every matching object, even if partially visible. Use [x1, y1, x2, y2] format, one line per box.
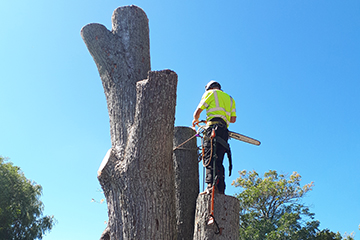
[202, 121, 233, 178]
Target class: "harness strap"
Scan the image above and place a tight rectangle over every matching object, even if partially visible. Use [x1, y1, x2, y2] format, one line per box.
[215, 136, 232, 177]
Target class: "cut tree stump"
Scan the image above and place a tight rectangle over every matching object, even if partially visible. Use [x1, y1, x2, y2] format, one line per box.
[193, 193, 240, 240]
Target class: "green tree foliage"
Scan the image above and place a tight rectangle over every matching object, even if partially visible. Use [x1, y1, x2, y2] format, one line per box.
[0, 156, 55, 239]
[232, 170, 353, 240]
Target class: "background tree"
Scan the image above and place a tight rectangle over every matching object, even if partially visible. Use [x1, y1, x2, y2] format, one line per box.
[0, 156, 55, 240]
[232, 170, 354, 240]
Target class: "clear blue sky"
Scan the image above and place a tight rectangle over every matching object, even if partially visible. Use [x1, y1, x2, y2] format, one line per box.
[1, 0, 359, 239]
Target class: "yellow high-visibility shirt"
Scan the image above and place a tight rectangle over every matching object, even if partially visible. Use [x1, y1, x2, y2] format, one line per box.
[197, 89, 236, 126]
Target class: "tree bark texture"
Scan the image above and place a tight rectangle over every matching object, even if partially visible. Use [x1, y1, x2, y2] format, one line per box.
[193, 194, 240, 240]
[81, 5, 178, 240]
[173, 127, 199, 240]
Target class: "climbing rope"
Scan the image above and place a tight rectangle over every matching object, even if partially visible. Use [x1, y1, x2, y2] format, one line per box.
[172, 133, 198, 151]
[172, 122, 207, 151]
[201, 130, 216, 168]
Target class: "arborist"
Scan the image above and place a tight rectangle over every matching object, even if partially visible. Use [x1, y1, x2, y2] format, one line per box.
[192, 80, 236, 194]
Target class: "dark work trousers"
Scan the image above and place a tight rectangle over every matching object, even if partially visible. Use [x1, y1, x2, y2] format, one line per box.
[203, 118, 229, 194]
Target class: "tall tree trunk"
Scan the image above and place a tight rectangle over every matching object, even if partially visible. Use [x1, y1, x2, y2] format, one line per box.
[81, 5, 177, 239]
[173, 127, 199, 239]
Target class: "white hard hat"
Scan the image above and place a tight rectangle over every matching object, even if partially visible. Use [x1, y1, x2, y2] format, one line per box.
[205, 81, 221, 91]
